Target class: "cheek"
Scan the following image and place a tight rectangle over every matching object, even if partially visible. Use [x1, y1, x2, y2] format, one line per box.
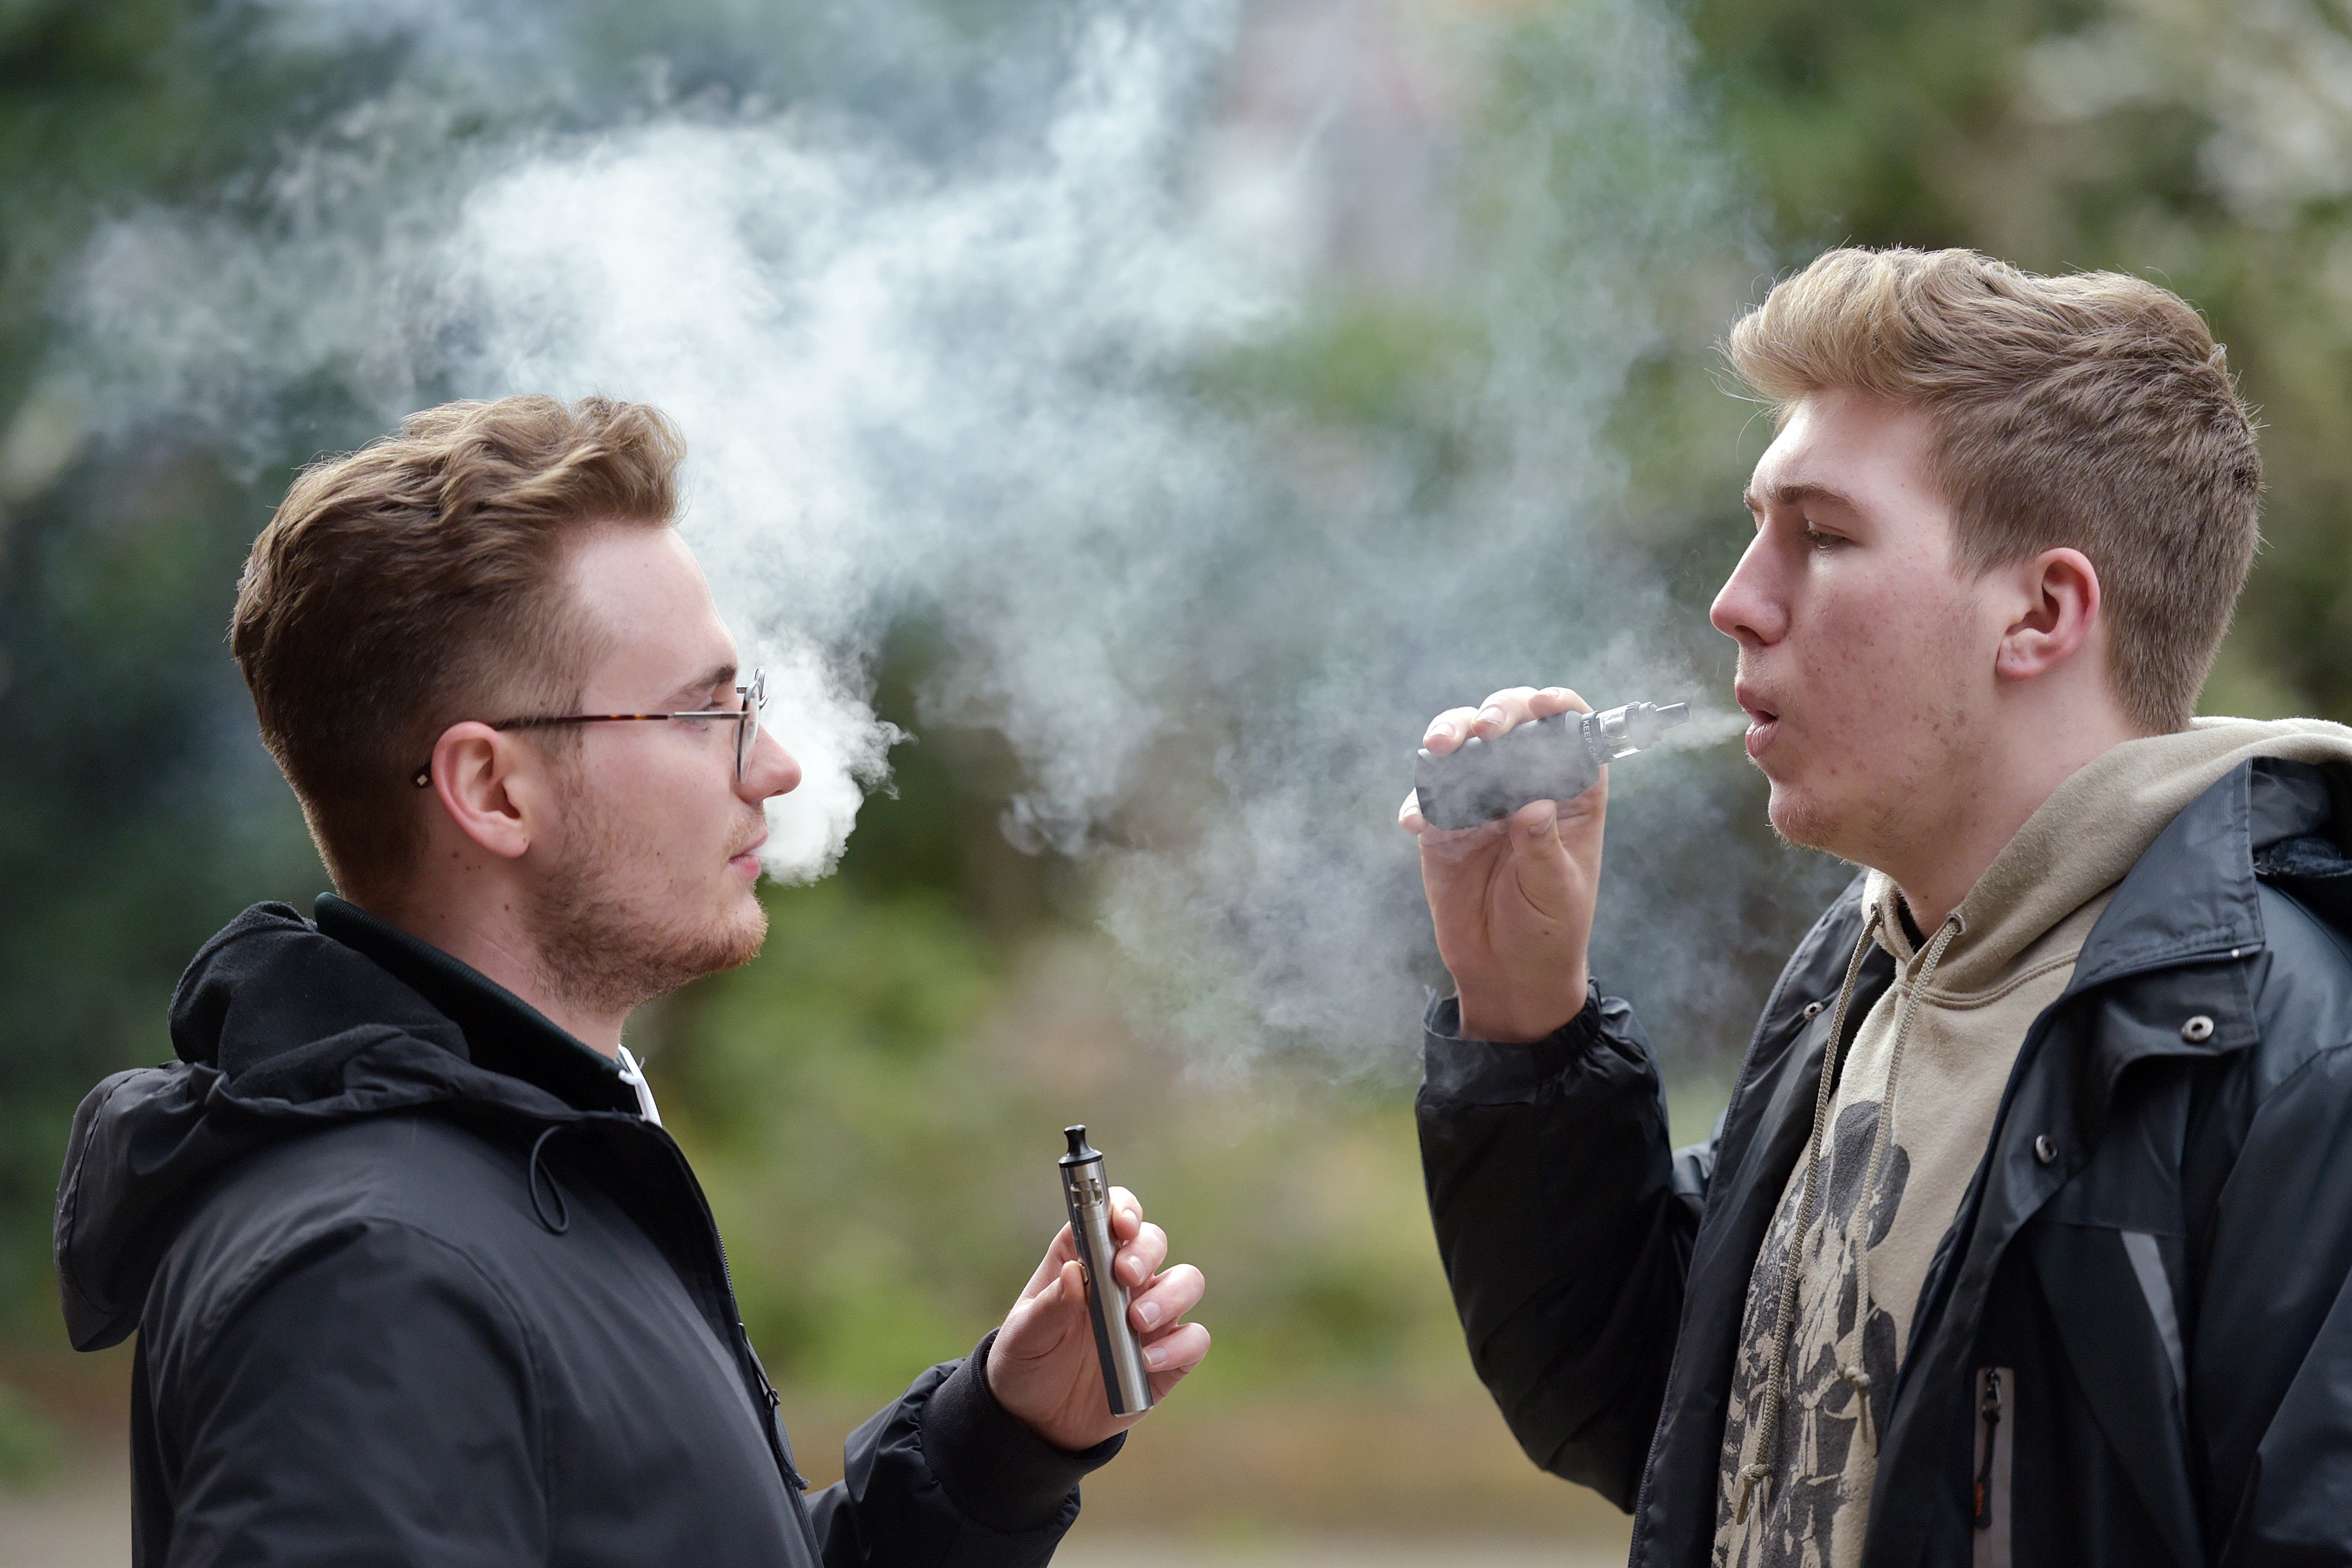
[1793, 586, 1906, 713]
[1806, 575, 1978, 697]
[595, 763, 721, 881]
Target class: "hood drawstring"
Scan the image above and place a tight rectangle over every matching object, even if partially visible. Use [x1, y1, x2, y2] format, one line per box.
[527, 1126, 571, 1236]
[617, 1044, 664, 1127]
[532, 1044, 661, 1237]
[1731, 903, 1962, 1523]
[1842, 910, 1958, 1443]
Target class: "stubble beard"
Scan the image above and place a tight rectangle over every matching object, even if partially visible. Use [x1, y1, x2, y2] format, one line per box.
[524, 795, 769, 1020]
[1759, 724, 1958, 874]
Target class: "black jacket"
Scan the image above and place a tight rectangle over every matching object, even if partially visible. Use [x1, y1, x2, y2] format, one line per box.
[1419, 758, 2352, 1567]
[55, 894, 1116, 1567]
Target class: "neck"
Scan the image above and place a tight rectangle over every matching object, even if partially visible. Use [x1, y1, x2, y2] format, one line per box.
[1882, 700, 2148, 930]
[359, 888, 629, 1058]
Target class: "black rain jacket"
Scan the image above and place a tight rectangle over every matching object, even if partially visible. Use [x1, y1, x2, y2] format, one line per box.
[1419, 758, 2352, 1566]
[55, 894, 1116, 1567]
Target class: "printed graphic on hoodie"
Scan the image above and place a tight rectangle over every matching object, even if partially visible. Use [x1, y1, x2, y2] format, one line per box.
[1711, 884, 2113, 1568]
[1712, 1095, 1912, 1568]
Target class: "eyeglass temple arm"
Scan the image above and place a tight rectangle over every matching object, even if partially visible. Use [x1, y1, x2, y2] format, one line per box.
[418, 689, 757, 783]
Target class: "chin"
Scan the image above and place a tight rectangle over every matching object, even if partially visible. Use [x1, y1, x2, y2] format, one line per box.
[1765, 780, 1845, 857]
[714, 889, 769, 969]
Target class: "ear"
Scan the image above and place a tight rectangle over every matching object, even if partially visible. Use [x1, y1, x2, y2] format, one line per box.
[423, 722, 550, 861]
[1994, 547, 2101, 683]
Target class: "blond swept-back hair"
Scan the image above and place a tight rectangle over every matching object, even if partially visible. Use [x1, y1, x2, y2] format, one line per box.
[232, 395, 685, 899]
[1725, 247, 2261, 733]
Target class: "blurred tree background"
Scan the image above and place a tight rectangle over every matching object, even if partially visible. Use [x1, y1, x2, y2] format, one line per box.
[1, 0, 2345, 1546]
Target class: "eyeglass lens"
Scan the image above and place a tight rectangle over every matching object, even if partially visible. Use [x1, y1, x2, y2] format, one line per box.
[736, 671, 765, 780]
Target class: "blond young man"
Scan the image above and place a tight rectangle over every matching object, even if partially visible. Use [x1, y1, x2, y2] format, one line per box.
[1407, 249, 2352, 1566]
[55, 397, 1207, 1566]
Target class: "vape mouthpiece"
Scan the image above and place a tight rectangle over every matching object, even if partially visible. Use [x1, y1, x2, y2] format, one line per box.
[1055, 1124, 1155, 1417]
[1413, 699, 1689, 831]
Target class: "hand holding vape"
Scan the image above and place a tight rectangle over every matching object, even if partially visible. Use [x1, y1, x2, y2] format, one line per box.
[1058, 1125, 1155, 1417]
[1413, 699, 1688, 830]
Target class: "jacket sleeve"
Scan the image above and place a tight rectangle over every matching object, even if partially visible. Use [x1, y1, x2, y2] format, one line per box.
[146, 1220, 547, 1567]
[1416, 984, 1703, 1511]
[2196, 1038, 2352, 1566]
[805, 1330, 1122, 1568]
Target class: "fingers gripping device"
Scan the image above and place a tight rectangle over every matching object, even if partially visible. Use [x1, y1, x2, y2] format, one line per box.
[1413, 700, 1689, 830]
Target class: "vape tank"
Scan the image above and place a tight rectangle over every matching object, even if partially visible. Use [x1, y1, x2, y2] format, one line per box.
[1058, 1125, 1155, 1417]
[1413, 700, 1689, 830]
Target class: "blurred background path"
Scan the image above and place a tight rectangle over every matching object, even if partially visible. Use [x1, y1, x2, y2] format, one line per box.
[1, 1434, 1634, 1568]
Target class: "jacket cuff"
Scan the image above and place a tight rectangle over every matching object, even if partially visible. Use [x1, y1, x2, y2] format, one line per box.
[920, 1329, 1125, 1533]
[1421, 982, 1605, 1104]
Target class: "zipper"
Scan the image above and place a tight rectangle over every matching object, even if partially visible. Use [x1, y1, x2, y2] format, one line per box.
[1972, 1367, 2012, 1568]
[740, 1328, 808, 1489]
[1973, 1369, 2002, 1528]
[631, 1118, 814, 1501]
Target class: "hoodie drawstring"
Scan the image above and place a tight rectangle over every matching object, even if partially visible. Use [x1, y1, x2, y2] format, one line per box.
[1842, 910, 1959, 1443]
[617, 1044, 664, 1127]
[528, 1126, 571, 1235]
[1732, 903, 1962, 1523]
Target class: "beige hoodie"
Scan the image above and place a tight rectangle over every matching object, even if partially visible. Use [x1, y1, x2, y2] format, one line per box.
[1711, 719, 2352, 1568]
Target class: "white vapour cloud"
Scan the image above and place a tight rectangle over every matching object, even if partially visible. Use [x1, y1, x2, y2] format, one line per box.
[71, 0, 1814, 1072]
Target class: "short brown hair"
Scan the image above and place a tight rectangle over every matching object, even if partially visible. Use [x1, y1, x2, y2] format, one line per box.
[232, 395, 685, 898]
[1725, 247, 2261, 732]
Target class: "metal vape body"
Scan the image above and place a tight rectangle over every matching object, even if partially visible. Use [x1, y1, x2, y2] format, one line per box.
[1058, 1126, 1155, 1417]
[1413, 700, 1690, 830]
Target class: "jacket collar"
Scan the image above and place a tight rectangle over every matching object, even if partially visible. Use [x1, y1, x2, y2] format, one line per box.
[313, 894, 636, 1117]
[2067, 758, 2322, 1000]
[2058, 759, 2352, 1146]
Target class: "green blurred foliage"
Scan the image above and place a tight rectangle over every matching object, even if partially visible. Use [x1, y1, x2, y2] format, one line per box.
[0, 1378, 60, 1488]
[4, 0, 2352, 1435]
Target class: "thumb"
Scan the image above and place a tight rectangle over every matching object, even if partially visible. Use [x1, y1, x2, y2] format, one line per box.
[1000, 1261, 1082, 1359]
[1508, 800, 1575, 894]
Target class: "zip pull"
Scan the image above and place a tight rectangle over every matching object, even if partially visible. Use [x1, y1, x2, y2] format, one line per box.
[1973, 1369, 2004, 1530]
[740, 1325, 806, 1491]
[616, 1044, 664, 1127]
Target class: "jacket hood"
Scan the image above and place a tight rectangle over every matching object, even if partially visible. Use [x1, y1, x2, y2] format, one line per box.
[55, 900, 592, 1351]
[1867, 717, 2352, 989]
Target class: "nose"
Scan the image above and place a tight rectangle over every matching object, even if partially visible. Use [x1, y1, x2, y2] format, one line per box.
[1710, 529, 1788, 650]
[741, 724, 801, 802]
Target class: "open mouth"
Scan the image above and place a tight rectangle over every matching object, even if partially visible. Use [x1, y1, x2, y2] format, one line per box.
[1736, 685, 1780, 759]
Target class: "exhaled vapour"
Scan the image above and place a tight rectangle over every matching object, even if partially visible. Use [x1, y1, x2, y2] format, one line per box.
[69, 0, 1830, 1073]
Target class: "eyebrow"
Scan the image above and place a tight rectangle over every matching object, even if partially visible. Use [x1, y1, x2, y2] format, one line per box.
[1742, 480, 1865, 517]
[664, 662, 738, 708]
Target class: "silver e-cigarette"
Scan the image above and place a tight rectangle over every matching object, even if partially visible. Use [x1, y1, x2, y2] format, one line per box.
[1058, 1125, 1155, 1417]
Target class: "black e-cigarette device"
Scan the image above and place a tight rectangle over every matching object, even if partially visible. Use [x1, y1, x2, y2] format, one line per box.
[1058, 1125, 1155, 1417]
[1413, 700, 1689, 830]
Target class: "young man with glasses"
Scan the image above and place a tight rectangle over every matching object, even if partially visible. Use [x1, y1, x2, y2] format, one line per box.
[55, 394, 1208, 1567]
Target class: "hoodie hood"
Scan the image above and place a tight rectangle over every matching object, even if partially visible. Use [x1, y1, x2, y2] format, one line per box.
[55, 899, 618, 1351]
[1867, 717, 2352, 986]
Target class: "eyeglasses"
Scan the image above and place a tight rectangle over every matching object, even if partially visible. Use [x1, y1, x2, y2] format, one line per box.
[411, 669, 767, 789]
